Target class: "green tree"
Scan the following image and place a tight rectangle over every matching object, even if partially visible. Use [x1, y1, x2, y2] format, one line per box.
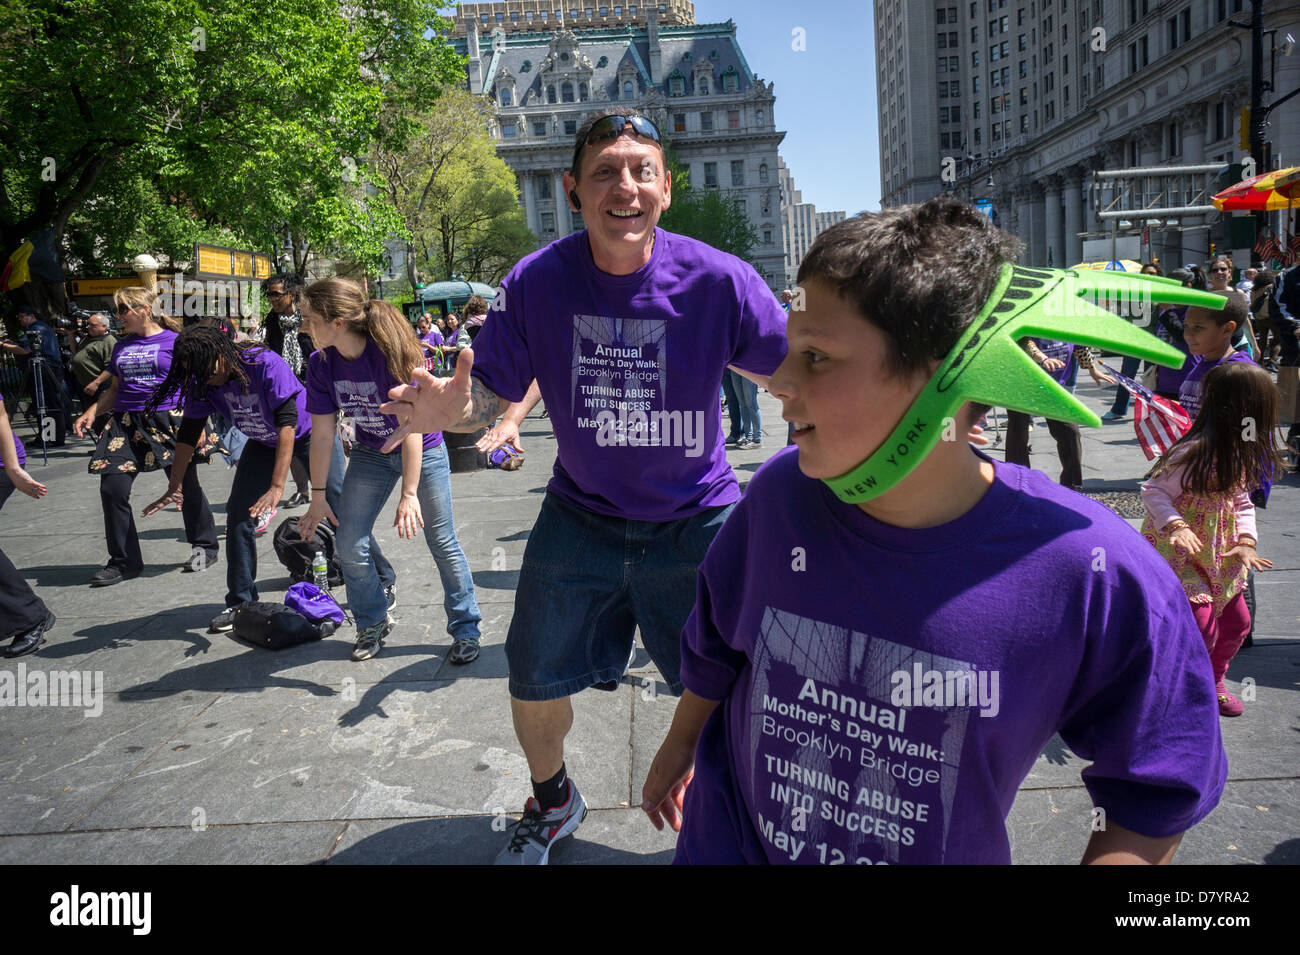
[659, 143, 758, 264]
[0, 0, 464, 276]
[372, 89, 536, 286]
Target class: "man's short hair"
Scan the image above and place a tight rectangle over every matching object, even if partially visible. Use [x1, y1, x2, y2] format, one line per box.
[15, 305, 38, 318]
[796, 196, 1021, 381]
[261, 272, 303, 298]
[570, 109, 665, 181]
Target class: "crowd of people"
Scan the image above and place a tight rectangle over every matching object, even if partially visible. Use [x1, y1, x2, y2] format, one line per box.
[3, 107, 1299, 865]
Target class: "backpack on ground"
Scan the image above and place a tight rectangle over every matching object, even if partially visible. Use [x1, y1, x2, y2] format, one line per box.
[231, 602, 326, 650]
[273, 515, 343, 587]
[284, 582, 345, 638]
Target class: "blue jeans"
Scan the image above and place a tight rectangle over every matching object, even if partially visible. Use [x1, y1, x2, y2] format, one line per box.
[336, 441, 481, 635]
[732, 372, 761, 442]
[1108, 354, 1141, 414]
[720, 374, 741, 442]
[225, 433, 394, 609]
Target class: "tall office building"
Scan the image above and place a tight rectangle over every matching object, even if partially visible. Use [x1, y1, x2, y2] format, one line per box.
[778, 157, 847, 287]
[876, 0, 1300, 267]
[449, 2, 788, 287]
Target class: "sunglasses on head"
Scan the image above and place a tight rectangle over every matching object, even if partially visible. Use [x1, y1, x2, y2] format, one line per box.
[572, 115, 661, 169]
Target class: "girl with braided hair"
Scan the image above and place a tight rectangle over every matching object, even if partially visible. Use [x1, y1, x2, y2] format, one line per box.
[140, 322, 394, 633]
[297, 278, 482, 663]
[72, 287, 219, 587]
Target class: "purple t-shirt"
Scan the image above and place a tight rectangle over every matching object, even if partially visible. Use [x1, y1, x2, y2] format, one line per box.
[111, 330, 179, 412]
[422, 329, 445, 349]
[470, 227, 788, 521]
[1178, 349, 1256, 420]
[305, 338, 440, 452]
[1034, 338, 1075, 385]
[183, 348, 309, 447]
[676, 448, 1226, 865]
[1, 390, 24, 468]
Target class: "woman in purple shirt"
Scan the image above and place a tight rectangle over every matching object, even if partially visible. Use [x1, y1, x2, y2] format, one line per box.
[72, 287, 219, 587]
[297, 279, 481, 664]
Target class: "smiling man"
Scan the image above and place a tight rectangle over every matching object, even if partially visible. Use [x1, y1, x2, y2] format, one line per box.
[380, 109, 788, 864]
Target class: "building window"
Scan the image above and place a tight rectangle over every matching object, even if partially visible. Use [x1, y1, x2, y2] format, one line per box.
[669, 75, 685, 96]
[623, 80, 634, 99]
[951, 104, 961, 121]
[533, 120, 546, 136]
[704, 162, 718, 187]
[579, 82, 589, 101]
[1215, 102, 1226, 141]
[731, 160, 745, 186]
[759, 162, 768, 183]
[700, 111, 713, 131]
[547, 85, 557, 103]
[538, 177, 552, 199]
[727, 109, 740, 129]
[500, 88, 513, 106]
[722, 68, 739, 92]
[541, 212, 556, 234]
[561, 82, 574, 103]
[972, 50, 980, 67]
[941, 106, 950, 123]
[673, 112, 686, 132]
[939, 80, 949, 98]
[564, 119, 576, 135]
[501, 122, 517, 137]
[1019, 59, 1027, 78]
[1168, 121, 1181, 157]
[698, 78, 709, 95]
[1020, 114, 1028, 133]
[764, 228, 772, 245]
[939, 56, 949, 73]
[951, 79, 960, 95]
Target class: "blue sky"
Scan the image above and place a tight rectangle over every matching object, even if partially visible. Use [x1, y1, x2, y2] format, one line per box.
[439, 1, 882, 215]
[690, 0, 880, 215]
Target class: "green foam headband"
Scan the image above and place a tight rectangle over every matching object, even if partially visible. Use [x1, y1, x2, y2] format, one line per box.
[823, 264, 1229, 503]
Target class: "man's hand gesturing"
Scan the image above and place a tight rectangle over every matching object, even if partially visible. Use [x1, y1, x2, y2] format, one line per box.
[379, 347, 477, 452]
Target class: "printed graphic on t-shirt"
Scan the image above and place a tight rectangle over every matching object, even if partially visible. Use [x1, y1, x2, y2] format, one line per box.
[227, 392, 273, 444]
[116, 344, 164, 387]
[333, 379, 392, 439]
[746, 607, 990, 864]
[570, 313, 682, 449]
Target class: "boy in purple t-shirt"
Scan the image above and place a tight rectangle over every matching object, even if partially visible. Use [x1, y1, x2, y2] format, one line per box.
[641, 197, 1226, 864]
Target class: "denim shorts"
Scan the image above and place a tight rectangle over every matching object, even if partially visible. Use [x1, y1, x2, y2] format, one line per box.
[507, 492, 734, 701]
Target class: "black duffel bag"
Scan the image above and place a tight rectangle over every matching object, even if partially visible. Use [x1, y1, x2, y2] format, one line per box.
[231, 602, 327, 650]
[272, 515, 343, 587]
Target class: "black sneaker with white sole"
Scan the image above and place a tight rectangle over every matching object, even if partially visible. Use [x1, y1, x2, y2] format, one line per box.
[209, 606, 240, 633]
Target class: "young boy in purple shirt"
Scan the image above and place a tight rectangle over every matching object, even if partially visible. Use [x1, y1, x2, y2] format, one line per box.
[641, 197, 1227, 864]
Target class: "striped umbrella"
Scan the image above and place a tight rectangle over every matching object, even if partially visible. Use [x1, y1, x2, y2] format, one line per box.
[1211, 166, 1300, 212]
[1070, 259, 1144, 272]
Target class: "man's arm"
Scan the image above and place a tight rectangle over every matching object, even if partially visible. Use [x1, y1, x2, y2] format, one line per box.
[727, 365, 770, 389]
[1082, 820, 1182, 865]
[378, 350, 509, 452]
[477, 379, 541, 454]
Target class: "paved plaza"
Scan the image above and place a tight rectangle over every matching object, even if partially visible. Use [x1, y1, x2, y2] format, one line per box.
[1, 382, 1297, 865]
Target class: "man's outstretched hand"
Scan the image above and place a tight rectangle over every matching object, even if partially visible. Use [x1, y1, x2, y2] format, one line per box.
[379, 347, 476, 453]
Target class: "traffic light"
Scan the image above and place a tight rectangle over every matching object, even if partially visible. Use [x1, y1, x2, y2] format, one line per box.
[1209, 242, 1217, 257]
[1239, 107, 1250, 153]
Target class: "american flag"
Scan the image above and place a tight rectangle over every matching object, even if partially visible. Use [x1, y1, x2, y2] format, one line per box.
[1095, 359, 1192, 460]
[1285, 232, 1300, 266]
[1255, 231, 1273, 260]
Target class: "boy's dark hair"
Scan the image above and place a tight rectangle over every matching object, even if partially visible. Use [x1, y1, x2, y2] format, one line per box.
[1153, 362, 1283, 495]
[796, 196, 1022, 381]
[569, 109, 665, 181]
[1190, 290, 1248, 329]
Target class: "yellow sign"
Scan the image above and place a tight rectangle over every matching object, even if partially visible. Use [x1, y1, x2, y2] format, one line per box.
[69, 278, 139, 296]
[195, 243, 275, 281]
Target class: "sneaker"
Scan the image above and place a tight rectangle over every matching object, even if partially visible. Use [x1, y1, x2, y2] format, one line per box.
[5, 610, 55, 658]
[747, 438, 763, 449]
[209, 606, 240, 633]
[90, 565, 137, 587]
[351, 621, 391, 661]
[284, 490, 311, 508]
[1100, 410, 1127, 421]
[494, 781, 588, 865]
[448, 637, 480, 665]
[385, 584, 397, 613]
[1216, 681, 1244, 717]
[182, 548, 219, 573]
[735, 437, 752, 449]
[254, 507, 276, 536]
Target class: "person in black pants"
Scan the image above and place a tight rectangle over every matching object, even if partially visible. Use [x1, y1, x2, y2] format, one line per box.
[0, 392, 55, 656]
[141, 323, 390, 632]
[72, 287, 219, 587]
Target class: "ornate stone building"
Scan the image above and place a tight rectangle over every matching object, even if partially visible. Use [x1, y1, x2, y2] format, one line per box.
[448, 5, 788, 287]
[876, 0, 1300, 268]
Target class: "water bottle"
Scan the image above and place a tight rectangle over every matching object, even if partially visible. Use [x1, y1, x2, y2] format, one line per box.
[312, 549, 329, 590]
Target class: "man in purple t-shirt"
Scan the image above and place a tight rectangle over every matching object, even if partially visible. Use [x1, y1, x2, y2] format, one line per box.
[381, 109, 787, 864]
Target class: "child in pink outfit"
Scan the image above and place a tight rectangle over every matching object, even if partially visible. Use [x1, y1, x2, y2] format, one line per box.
[1139, 361, 1282, 717]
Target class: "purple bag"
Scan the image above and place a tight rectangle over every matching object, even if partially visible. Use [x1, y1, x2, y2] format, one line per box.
[285, 582, 345, 627]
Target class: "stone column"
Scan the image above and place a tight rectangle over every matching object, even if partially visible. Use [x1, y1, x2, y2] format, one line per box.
[1178, 103, 1208, 269]
[1043, 174, 1064, 269]
[522, 171, 539, 239]
[553, 171, 568, 234]
[1063, 165, 1085, 269]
